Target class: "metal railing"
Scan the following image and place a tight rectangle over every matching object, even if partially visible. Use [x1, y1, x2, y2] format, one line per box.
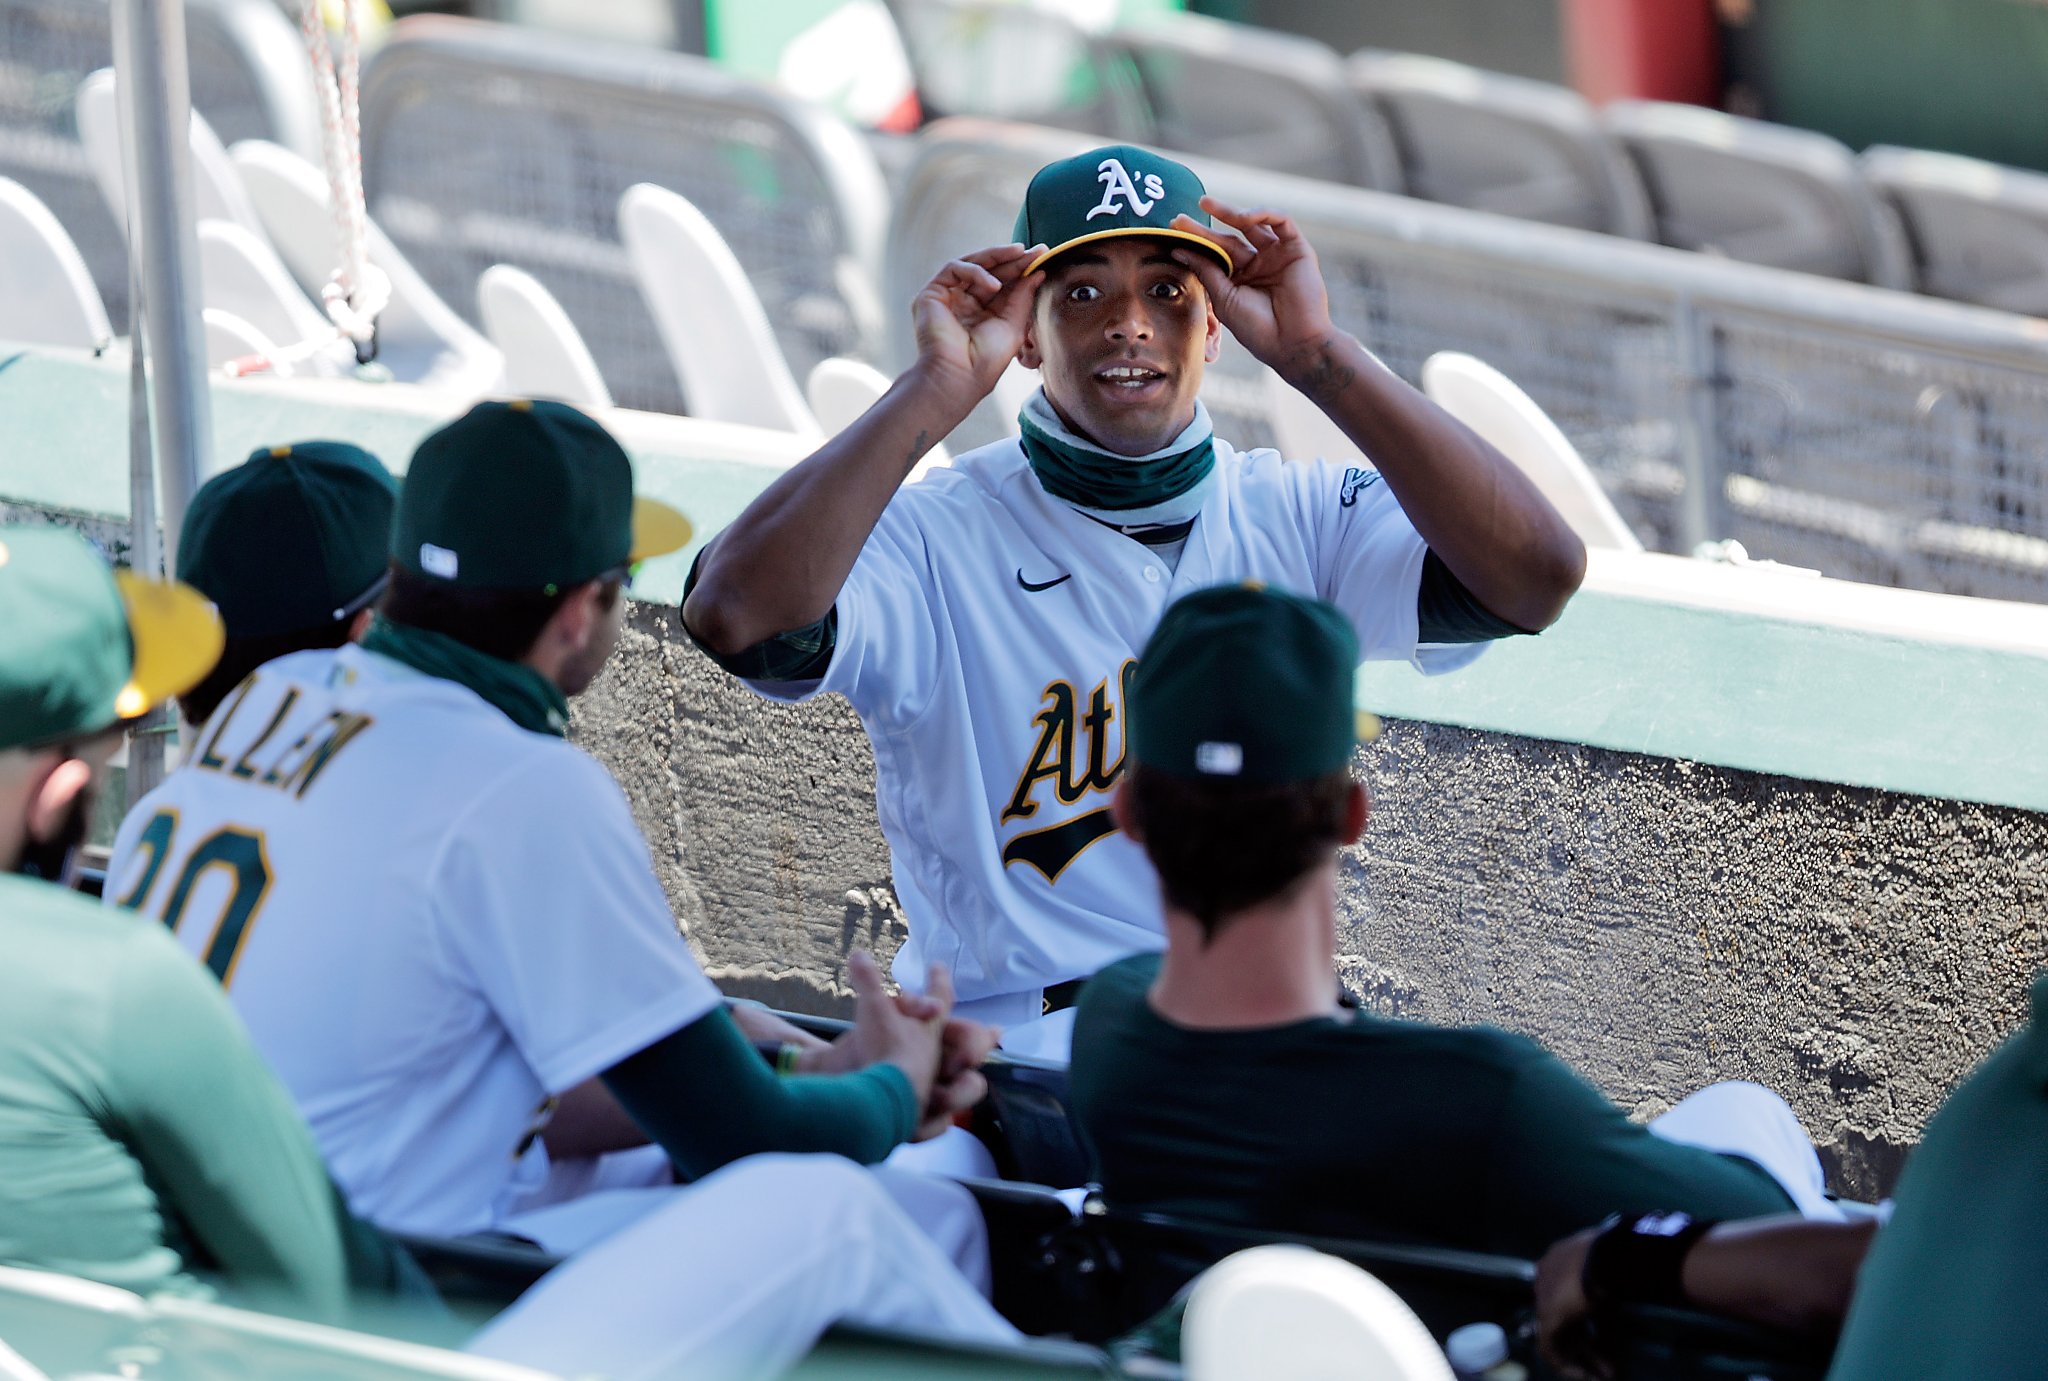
[359, 16, 892, 416]
[0, 0, 316, 330]
[888, 120, 2048, 603]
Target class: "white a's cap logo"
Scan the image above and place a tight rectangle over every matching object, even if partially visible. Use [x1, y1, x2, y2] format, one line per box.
[419, 543, 459, 578]
[1195, 741, 1244, 776]
[1087, 157, 1166, 221]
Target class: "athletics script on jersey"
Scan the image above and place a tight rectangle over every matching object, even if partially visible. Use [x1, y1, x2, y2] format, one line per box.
[998, 660, 1137, 883]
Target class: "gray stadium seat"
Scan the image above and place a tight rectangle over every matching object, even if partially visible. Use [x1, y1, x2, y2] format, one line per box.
[359, 15, 890, 416]
[1603, 100, 1912, 289]
[1099, 14, 1401, 191]
[0, 0, 318, 330]
[1862, 144, 2048, 317]
[884, 0, 1150, 143]
[1347, 50, 1649, 237]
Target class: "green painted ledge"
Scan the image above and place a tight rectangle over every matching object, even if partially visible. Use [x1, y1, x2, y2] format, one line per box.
[6, 345, 2045, 814]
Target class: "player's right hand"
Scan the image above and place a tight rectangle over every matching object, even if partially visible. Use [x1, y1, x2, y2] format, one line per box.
[846, 948, 948, 1115]
[910, 243, 1045, 406]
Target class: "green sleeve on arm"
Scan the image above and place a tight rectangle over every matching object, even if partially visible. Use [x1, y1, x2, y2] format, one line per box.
[681, 546, 839, 682]
[103, 937, 352, 1322]
[1486, 1044, 1796, 1257]
[600, 1007, 917, 1180]
[1416, 548, 1537, 644]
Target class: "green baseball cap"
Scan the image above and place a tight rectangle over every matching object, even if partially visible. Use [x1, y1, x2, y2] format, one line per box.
[1014, 144, 1234, 277]
[1130, 582, 1370, 786]
[393, 399, 692, 591]
[0, 526, 224, 752]
[178, 441, 398, 638]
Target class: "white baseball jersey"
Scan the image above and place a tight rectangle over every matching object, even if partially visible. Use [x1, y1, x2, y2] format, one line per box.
[105, 645, 719, 1236]
[745, 435, 1481, 1025]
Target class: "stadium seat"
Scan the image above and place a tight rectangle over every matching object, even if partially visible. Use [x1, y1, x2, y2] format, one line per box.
[1348, 51, 1651, 237]
[1862, 144, 2048, 316]
[618, 182, 824, 437]
[807, 357, 952, 476]
[1181, 1246, 1454, 1381]
[1602, 101, 1912, 288]
[230, 139, 504, 396]
[477, 264, 614, 411]
[1101, 15, 1401, 191]
[884, 0, 1152, 142]
[0, 177, 113, 352]
[74, 68, 270, 244]
[195, 218, 354, 372]
[1421, 351, 1643, 552]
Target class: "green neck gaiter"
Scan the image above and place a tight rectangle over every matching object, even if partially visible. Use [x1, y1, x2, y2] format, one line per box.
[1018, 390, 1216, 518]
[361, 617, 570, 737]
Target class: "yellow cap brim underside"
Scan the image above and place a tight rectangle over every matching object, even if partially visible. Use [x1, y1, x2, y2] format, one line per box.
[629, 497, 694, 564]
[112, 570, 225, 720]
[1024, 226, 1235, 277]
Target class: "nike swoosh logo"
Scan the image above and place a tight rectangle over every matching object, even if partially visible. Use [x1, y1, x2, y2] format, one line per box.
[1017, 569, 1072, 593]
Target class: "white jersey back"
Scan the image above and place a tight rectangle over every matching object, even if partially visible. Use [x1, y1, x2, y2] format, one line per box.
[106, 645, 718, 1236]
[749, 435, 1478, 1023]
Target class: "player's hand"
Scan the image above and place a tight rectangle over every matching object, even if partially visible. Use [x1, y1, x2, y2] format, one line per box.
[1535, 1226, 1613, 1380]
[910, 243, 1046, 407]
[1168, 198, 1339, 384]
[844, 949, 947, 1113]
[912, 1009, 998, 1142]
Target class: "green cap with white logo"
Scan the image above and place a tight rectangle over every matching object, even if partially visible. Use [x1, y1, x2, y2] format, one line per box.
[1014, 144, 1234, 277]
[1130, 583, 1368, 786]
[393, 399, 692, 592]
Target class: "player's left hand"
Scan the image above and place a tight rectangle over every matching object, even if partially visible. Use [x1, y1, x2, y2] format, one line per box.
[913, 1011, 999, 1141]
[1168, 197, 1337, 382]
[1535, 1225, 1613, 1380]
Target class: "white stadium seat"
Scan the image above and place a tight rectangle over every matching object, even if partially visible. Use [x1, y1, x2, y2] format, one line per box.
[618, 181, 822, 437]
[231, 139, 503, 396]
[478, 264, 614, 411]
[807, 356, 949, 477]
[75, 67, 269, 243]
[0, 177, 113, 352]
[195, 218, 350, 372]
[1422, 351, 1642, 553]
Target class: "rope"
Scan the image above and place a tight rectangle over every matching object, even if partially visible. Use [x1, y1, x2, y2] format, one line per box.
[293, 0, 387, 364]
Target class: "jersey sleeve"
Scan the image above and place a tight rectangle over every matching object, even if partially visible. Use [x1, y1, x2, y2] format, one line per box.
[430, 748, 723, 1096]
[725, 497, 945, 728]
[1288, 457, 1488, 676]
[102, 925, 353, 1320]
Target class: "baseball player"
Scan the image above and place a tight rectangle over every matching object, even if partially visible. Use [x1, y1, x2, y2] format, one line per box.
[684, 143, 1588, 1037]
[171, 440, 397, 727]
[2, 527, 1017, 1377]
[1070, 583, 1838, 1260]
[105, 401, 997, 1278]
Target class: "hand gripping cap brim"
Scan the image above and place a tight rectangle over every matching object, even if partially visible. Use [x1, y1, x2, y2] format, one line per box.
[1014, 144, 1234, 277]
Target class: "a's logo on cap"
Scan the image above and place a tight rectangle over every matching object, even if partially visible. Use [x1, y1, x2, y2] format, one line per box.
[419, 543, 459, 579]
[1087, 157, 1166, 222]
[1195, 741, 1244, 776]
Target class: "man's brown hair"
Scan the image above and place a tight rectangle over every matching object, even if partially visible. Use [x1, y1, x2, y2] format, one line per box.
[1123, 761, 1355, 941]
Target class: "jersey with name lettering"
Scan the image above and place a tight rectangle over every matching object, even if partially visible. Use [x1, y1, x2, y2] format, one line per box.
[104, 645, 719, 1236]
[743, 435, 1480, 1023]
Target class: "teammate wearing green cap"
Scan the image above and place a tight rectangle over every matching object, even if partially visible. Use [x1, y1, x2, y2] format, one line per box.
[1069, 583, 1839, 1261]
[104, 402, 1015, 1362]
[172, 441, 398, 726]
[685, 143, 1588, 1042]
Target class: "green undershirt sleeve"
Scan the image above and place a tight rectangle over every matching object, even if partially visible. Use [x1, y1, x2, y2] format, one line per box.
[681, 547, 839, 682]
[105, 939, 353, 1321]
[600, 1007, 917, 1180]
[1415, 548, 1537, 644]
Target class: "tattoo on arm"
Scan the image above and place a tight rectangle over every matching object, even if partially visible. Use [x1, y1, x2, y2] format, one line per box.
[904, 430, 932, 472]
[1287, 338, 1356, 405]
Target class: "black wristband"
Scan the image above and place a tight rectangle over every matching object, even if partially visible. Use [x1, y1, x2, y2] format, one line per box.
[1582, 1211, 1719, 1310]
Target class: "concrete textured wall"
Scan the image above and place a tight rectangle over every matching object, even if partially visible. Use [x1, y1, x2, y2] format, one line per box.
[576, 604, 2048, 1201]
